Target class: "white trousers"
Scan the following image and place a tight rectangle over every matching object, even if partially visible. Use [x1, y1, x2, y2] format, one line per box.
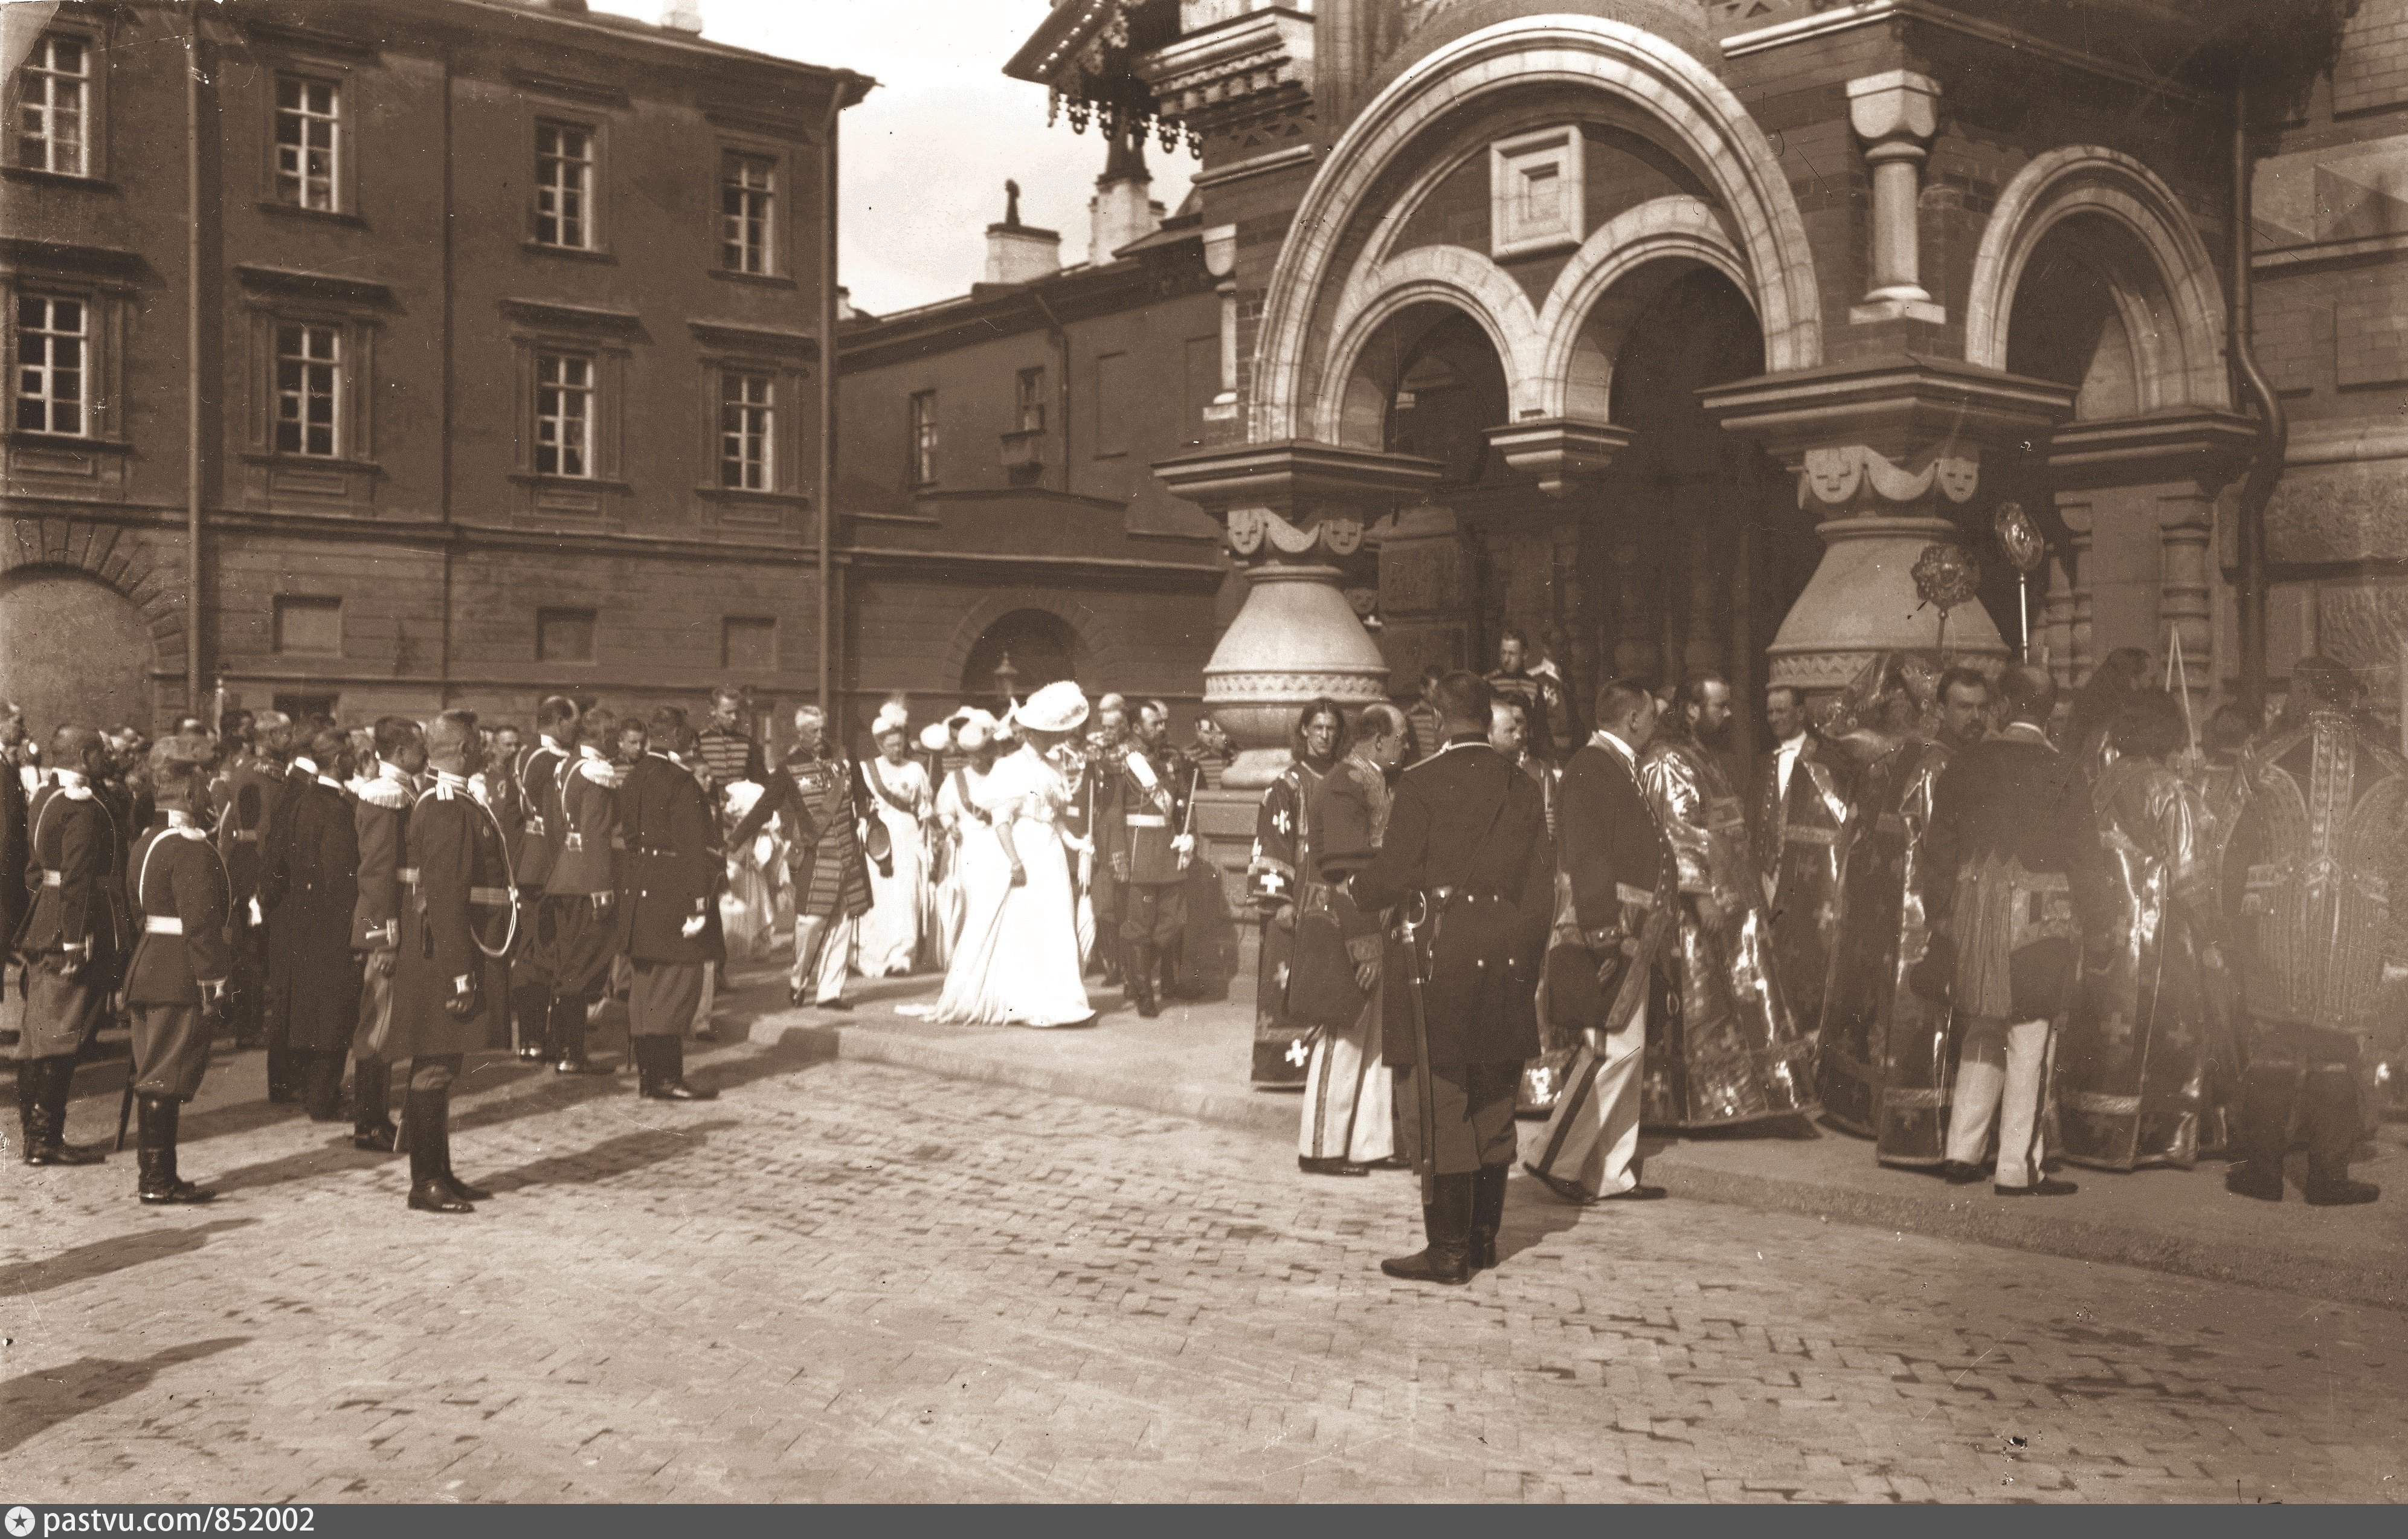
[1946, 1016, 2053, 1187]
[1527, 1000, 1647, 1197]
[1299, 993, 1394, 1163]
[791, 914, 857, 1004]
[691, 960, 716, 1034]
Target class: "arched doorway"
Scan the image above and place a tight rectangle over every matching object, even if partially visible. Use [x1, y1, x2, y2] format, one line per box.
[959, 607, 1086, 709]
[0, 566, 156, 738]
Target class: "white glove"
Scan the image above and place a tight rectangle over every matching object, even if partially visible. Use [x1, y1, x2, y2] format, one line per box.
[248, 896, 265, 926]
[1171, 834, 1196, 857]
[681, 912, 708, 940]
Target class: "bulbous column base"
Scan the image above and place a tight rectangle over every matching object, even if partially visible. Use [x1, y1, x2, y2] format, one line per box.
[1768, 516, 2008, 702]
[1203, 563, 1391, 789]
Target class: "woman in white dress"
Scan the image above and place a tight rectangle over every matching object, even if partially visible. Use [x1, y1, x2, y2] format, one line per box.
[932, 683, 1095, 1028]
[855, 703, 933, 977]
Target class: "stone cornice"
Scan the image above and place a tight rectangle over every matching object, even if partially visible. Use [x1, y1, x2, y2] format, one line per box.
[1151, 440, 1444, 521]
[1136, 7, 1314, 123]
[2044, 409, 2265, 490]
[1721, 1, 2217, 108]
[1701, 354, 2075, 465]
[1482, 418, 1634, 497]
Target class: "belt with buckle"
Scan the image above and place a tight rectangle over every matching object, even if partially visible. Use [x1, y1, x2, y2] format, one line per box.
[40, 870, 62, 887]
[1125, 813, 1169, 828]
[143, 915, 184, 935]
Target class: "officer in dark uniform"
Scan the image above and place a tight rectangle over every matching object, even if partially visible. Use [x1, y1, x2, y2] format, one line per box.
[393, 709, 515, 1215]
[217, 711, 294, 1082]
[257, 725, 362, 1122]
[1348, 672, 1555, 1285]
[123, 743, 233, 1204]
[1099, 700, 1197, 1018]
[349, 717, 423, 1152]
[507, 697, 578, 1063]
[539, 705, 625, 1071]
[16, 725, 127, 1167]
[617, 707, 722, 1102]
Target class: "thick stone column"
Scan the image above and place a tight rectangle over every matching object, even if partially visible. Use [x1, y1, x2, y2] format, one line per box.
[2041, 551, 2076, 688]
[1846, 71, 1943, 326]
[1703, 358, 2076, 703]
[1156, 439, 1442, 787]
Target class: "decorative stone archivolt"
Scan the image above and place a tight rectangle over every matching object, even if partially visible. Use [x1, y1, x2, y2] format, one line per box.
[1963, 146, 2229, 413]
[1253, 13, 1821, 444]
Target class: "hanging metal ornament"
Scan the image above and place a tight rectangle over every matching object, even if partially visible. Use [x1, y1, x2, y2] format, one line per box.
[1067, 97, 1090, 134]
[1992, 501, 2044, 662]
[1186, 126, 1203, 158]
[1157, 114, 1179, 153]
[1911, 542, 1981, 659]
[1048, 87, 1060, 129]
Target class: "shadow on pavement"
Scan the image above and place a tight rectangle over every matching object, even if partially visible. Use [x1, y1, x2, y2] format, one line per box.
[0, 1219, 259, 1298]
[476, 1117, 739, 1192]
[0, 1336, 250, 1454]
[1495, 1174, 1588, 1265]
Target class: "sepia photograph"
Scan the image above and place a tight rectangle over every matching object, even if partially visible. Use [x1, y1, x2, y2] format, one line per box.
[1, 0, 2405, 1508]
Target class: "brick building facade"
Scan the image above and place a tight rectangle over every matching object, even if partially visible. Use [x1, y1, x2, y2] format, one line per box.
[1006, 0, 2408, 779]
[1, 0, 866, 741]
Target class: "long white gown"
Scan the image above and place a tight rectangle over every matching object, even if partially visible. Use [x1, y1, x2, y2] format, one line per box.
[855, 755, 932, 977]
[932, 746, 1093, 1028]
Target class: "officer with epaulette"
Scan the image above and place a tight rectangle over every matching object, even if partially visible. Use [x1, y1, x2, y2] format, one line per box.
[392, 710, 515, 1215]
[122, 741, 234, 1203]
[617, 706, 721, 1102]
[506, 697, 578, 1063]
[348, 716, 424, 1153]
[1098, 699, 1197, 1018]
[1347, 672, 1556, 1285]
[15, 725, 129, 1167]
[541, 704, 625, 1071]
[217, 710, 295, 1086]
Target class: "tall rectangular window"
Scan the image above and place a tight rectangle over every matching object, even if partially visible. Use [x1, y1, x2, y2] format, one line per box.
[1092, 350, 1130, 458]
[1016, 367, 1047, 433]
[908, 389, 938, 486]
[719, 370, 774, 490]
[535, 353, 593, 477]
[14, 34, 87, 176]
[535, 123, 593, 249]
[274, 323, 341, 457]
[720, 154, 774, 274]
[14, 294, 85, 436]
[274, 77, 340, 210]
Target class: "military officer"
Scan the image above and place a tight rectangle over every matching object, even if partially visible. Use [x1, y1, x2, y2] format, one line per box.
[617, 707, 722, 1102]
[1347, 672, 1555, 1284]
[730, 702, 872, 1011]
[695, 685, 768, 803]
[1487, 630, 1574, 763]
[15, 725, 128, 1167]
[393, 710, 515, 1215]
[540, 705, 626, 1071]
[122, 743, 233, 1204]
[349, 716, 423, 1153]
[257, 724, 362, 1122]
[1099, 700, 1196, 1018]
[217, 712, 294, 1081]
[507, 697, 578, 1063]
[1083, 694, 1132, 986]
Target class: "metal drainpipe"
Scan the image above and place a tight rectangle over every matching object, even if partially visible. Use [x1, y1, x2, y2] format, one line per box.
[817, 89, 842, 717]
[184, 1, 205, 712]
[1031, 289, 1070, 492]
[2230, 76, 2286, 724]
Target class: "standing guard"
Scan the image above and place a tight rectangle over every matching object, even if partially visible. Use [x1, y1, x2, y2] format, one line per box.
[2222, 656, 2407, 1205]
[1916, 665, 2118, 1197]
[15, 726, 127, 1166]
[349, 717, 423, 1153]
[540, 706, 626, 1071]
[1246, 700, 1345, 1080]
[617, 708, 722, 1102]
[393, 711, 515, 1214]
[1291, 702, 1408, 1176]
[507, 698, 578, 1064]
[1100, 700, 1196, 1019]
[1524, 682, 1677, 1205]
[121, 744, 233, 1203]
[1755, 685, 1852, 1042]
[217, 712, 294, 1086]
[257, 726, 362, 1123]
[1348, 672, 1554, 1284]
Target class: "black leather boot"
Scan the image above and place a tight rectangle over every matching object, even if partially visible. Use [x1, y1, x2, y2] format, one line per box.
[637, 1036, 717, 1102]
[1380, 1173, 1475, 1285]
[405, 1089, 472, 1213]
[1127, 942, 1159, 1018]
[1158, 943, 1182, 1004]
[430, 1089, 490, 1203]
[552, 999, 607, 1074]
[302, 1051, 347, 1123]
[137, 1094, 211, 1204]
[27, 1057, 104, 1166]
[15, 1057, 38, 1163]
[1469, 1164, 1508, 1271]
[265, 1044, 298, 1103]
[352, 1057, 398, 1152]
[512, 984, 551, 1062]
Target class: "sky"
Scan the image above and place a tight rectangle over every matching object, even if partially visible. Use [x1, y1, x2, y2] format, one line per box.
[587, 0, 1197, 317]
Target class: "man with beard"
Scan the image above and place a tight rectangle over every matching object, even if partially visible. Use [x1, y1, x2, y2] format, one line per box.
[1524, 681, 1677, 1205]
[1636, 672, 1812, 1129]
[1487, 630, 1573, 763]
[257, 725, 362, 1123]
[1247, 700, 1346, 1075]
[1754, 684, 1852, 1044]
[1099, 700, 1198, 1019]
[16, 725, 128, 1167]
[732, 703, 872, 1012]
[1081, 694, 1132, 987]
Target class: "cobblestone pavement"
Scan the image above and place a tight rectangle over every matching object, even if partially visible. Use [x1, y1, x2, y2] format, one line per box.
[4, 1050, 2404, 1503]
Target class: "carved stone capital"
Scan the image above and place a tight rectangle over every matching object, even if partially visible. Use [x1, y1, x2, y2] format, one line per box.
[1481, 416, 1635, 498]
[1156, 438, 1442, 566]
[1847, 70, 1940, 149]
[1796, 444, 1982, 515]
[1702, 355, 2074, 471]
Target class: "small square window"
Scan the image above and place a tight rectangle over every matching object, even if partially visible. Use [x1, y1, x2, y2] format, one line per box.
[1490, 127, 1582, 259]
[722, 616, 776, 672]
[273, 595, 343, 655]
[537, 607, 597, 664]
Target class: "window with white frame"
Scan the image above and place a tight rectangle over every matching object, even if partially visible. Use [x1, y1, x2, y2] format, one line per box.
[908, 390, 938, 486]
[535, 353, 593, 477]
[274, 77, 340, 211]
[721, 154, 774, 275]
[274, 323, 341, 457]
[14, 34, 88, 176]
[720, 370, 774, 490]
[535, 123, 594, 249]
[14, 294, 86, 435]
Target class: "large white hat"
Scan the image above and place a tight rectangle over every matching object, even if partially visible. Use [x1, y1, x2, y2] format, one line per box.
[1017, 680, 1090, 734]
[953, 708, 1000, 750]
